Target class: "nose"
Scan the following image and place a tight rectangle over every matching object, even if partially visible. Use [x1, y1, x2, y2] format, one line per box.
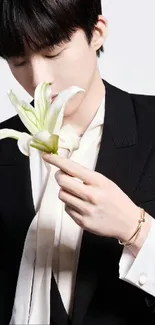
[30, 56, 54, 92]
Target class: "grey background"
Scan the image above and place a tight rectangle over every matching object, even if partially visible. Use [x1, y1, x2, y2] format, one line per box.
[0, 0, 155, 122]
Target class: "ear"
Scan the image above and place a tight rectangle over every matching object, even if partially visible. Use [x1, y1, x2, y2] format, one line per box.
[91, 15, 108, 51]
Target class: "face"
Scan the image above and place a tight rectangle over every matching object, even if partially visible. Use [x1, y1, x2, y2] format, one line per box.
[7, 18, 106, 117]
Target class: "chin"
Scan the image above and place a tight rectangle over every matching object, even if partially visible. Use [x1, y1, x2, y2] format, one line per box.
[65, 93, 84, 116]
[64, 106, 77, 117]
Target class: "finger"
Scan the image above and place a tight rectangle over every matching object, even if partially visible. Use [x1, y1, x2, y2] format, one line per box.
[65, 205, 84, 228]
[42, 153, 102, 185]
[59, 189, 92, 215]
[55, 170, 93, 201]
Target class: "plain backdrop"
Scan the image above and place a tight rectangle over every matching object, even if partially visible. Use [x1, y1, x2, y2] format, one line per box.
[0, 0, 155, 122]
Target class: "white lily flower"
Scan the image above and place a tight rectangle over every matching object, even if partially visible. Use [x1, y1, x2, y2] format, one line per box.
[0, 82, 84, 156]
[59, 125, 80, 151]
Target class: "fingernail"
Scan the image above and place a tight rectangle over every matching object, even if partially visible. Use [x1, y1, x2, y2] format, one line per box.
[42, 152, 50, 159]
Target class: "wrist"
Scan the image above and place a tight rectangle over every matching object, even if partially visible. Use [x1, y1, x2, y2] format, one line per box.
[118, 204, 140, 243]
[118, 203, 152, 257]
[128, 212, 152, 256]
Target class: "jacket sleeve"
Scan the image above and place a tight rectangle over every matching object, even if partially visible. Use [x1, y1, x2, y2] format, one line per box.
[119, 218, 155, 297]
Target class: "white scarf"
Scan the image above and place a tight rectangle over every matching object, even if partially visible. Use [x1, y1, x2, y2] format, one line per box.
[10, 98, 105, 325]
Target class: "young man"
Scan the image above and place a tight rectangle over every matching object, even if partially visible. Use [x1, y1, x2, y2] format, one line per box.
[0, 0, 155, 324]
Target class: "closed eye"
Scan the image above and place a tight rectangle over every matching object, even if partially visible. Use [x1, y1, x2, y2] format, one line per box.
[44, 47, 66, 59]
[13, 60, 27, 67]
[44, 53, 61, 59]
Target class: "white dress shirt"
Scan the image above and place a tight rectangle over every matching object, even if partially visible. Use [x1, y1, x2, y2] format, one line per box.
[29, 98, 105, 315]
[29, 96, 155, 316]
[119, 220, 155, 296]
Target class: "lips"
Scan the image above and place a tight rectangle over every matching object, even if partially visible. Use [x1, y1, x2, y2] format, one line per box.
[51, 95, 58, 103]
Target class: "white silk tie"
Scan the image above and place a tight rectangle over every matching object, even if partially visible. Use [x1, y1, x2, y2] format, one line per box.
[10, 98, 105, 324]
[10, 160, 62, 324]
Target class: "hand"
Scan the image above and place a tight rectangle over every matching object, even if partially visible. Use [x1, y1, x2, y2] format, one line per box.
[42, 153, 142, 243]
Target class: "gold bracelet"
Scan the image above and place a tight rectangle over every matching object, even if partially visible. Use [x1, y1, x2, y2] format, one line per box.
[118, 208, 146, 247]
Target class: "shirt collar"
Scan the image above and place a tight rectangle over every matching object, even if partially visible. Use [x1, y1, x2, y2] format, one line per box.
[84, 97, 105, 134]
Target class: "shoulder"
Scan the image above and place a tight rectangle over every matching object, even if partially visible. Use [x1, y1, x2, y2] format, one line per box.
[0, 99, 34, 131]
[130, 92, 155, 138]
[105, 79, 155, 113]
[130, 92, 155, 116]
[105, 80, 155, 138]
[0, 114, 25, 131]
[104, 80, 155, 139]
[108, 80, 155, 116]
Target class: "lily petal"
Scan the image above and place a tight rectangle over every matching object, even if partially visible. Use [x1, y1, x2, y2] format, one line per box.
[34, 82, 52, 129]
[8, 90, 39, 135]
[30, 141, 54, 153]
[0, 128, 22, 140]
[59, 125, 81, 152]
[33, 131, 59, 153]
[34, 130, 53, 146]
[17, 133, 33, 156]
[48, 86, 85, 135]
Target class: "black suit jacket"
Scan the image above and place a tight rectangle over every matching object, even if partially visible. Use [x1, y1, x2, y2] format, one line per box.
[1, 81, 155, 325]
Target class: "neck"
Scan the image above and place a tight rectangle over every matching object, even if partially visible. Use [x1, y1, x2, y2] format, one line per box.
[63, 67, 105, 136]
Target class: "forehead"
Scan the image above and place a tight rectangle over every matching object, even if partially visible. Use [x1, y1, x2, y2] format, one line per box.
[0, 0, 98, 60]
[8, 30, 89, 61]
[0, 4, 76, 59]
[10, 44, 62, 58]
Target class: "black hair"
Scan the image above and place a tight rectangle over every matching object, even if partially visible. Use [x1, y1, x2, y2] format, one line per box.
[0, 0, 103, 59]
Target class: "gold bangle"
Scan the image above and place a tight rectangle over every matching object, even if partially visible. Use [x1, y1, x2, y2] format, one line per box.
[118, 208, 145, 247]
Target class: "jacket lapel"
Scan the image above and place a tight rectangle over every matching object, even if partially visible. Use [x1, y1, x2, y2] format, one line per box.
[0, 116, 35, 324]
[0, 115, 35, 235]
[0, 113, 35, 199]
[71, 81, 153, 325]
[96, 81, 152, 200]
